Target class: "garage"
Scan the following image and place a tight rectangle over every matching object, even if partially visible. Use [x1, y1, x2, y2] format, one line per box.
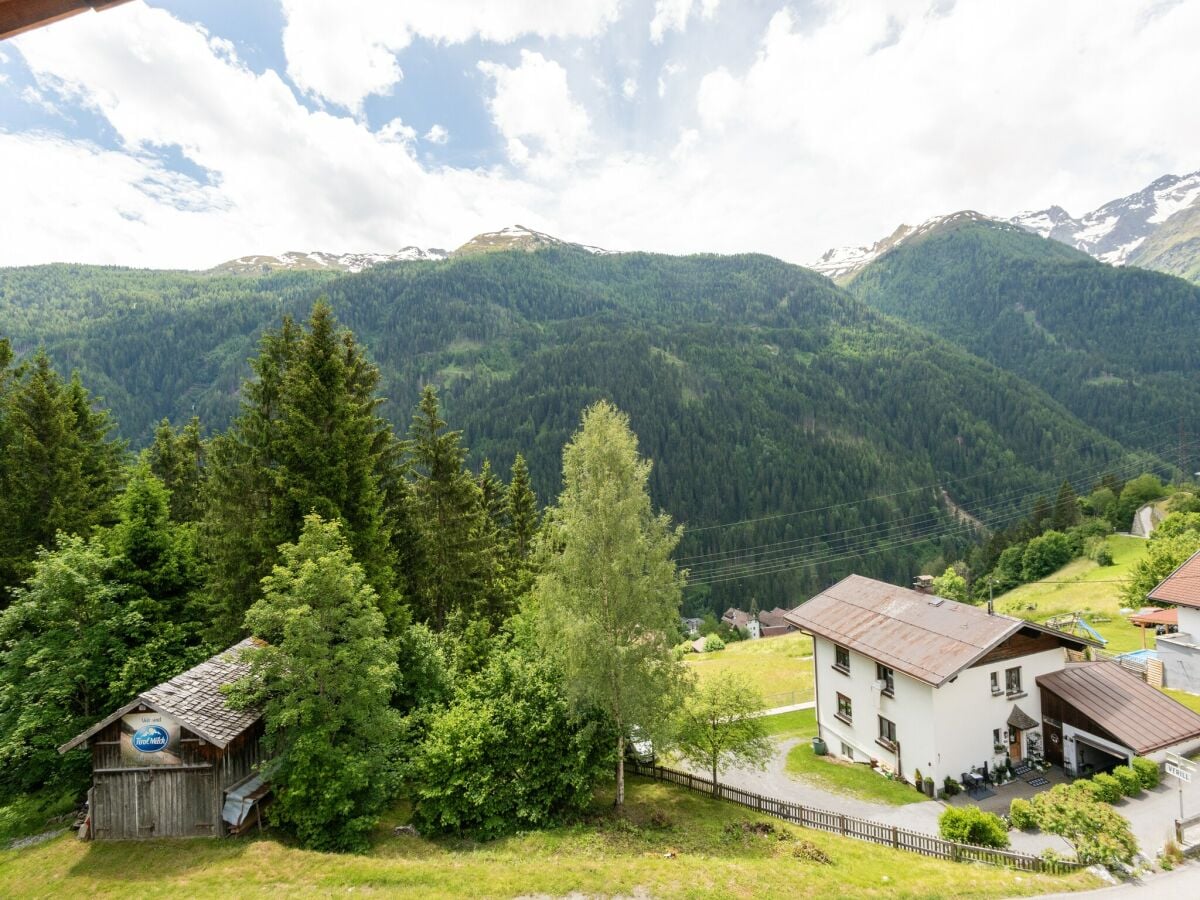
[1037, 660, 1200, 777]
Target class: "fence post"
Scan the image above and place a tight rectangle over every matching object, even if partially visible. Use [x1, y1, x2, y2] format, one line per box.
[952, 843, 960, 863]
[891, 825, 898, 848]
[839, 814, 846, 835]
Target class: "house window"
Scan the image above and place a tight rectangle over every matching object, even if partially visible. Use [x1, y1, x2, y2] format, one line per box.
[876, 663, 895, 696]
[878, 715, 897, 749]
[1005, 667, 1023, 696]
[836, 693, 853, 723]
[841, 742, 855, 760]
[834, 644, 850, 673]
[993, 728, 1002, 749]
[990, 672, 1001, 695]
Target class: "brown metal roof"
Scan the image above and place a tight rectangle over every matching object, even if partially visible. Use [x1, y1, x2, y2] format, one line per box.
[0, 0, 131, 41]
[1129, 607, 1178, 627]
[1036, 661, 1200, 754]
[60, 639, 263, 753]
[784, 574, 1093, 686]
[1147, 549, 1200, 609]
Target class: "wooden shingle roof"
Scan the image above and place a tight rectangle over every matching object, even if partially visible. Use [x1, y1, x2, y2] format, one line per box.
[59, 639, 263, 753]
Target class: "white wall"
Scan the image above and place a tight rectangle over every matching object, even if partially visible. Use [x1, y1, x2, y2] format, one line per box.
[929, 647, 1066, 785]
[1178, 606, 1200, 638]
[812, 635, 1069, 787]
[812, 635, 934, 783]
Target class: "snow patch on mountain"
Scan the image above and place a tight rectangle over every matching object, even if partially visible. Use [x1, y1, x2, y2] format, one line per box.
[211, 246, 449, 275]
[453, 224, 612, 257]
[1010, 170, 1200, 265]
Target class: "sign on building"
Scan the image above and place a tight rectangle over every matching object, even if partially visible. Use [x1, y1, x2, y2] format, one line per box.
[120, 711, 182, 766]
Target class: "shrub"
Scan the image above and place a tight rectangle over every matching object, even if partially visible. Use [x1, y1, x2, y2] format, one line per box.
[1131, 756, 1160, 789]
[702, 634, 726, 652]
[1088, 773, 1123, 804]
[1084, 536, 1114, 566]
[914, 768, 924, 792]
[1009, 798, 1037, 831]
[1111, 765, 1143, 798]
[1022, 531, 1073, 581]
[938, 807, 1010, 849]
[1029, 783, 1138, 868]
[942, 776, 962, 796]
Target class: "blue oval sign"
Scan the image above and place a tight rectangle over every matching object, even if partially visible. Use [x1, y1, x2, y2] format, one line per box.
[132, 724, 170, 753]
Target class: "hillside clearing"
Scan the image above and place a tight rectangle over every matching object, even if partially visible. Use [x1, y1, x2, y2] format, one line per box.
[0, 780, 1098, 899]
[685, 632, 814, 706]
[994, 535, 1150, 653]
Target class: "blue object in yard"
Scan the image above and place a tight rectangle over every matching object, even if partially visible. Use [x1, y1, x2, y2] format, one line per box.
[1074, 617, 1107, 645]
[1117, 649, 1159, 662]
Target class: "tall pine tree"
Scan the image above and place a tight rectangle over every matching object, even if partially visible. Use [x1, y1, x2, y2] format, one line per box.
[0, 352, 124, 598]
[405, 386, 498, 630]
[203, 304, 400, 640]
[146, 416, 207, 523]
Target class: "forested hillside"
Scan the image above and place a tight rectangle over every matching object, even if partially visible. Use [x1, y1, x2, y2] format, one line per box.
[0, 249, 1162, 610]
[847, 219, 1200, 449]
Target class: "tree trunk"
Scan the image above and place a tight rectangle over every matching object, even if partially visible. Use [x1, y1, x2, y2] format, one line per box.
[712, 759, 719, 796]
[616, 733, 625, 806]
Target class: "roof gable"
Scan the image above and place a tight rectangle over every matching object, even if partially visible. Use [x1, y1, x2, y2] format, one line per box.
[1037, 661, 1200, 753]
[784, 575, 1092, 685]
[1147, 549, 1200, 609]
[60, 638, 263, 754]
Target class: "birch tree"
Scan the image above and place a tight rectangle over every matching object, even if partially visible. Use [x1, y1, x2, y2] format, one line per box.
[535, 401, 687, 806]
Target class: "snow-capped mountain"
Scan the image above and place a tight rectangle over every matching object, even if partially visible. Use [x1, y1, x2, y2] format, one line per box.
[210, 247, 449, 275]
[452, 224, 611, 257]
[1009, 170, 1200, 265]
[809, 211, 1004, 281]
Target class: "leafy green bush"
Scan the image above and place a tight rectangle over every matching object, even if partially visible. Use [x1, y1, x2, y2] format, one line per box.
[1110, 765, 1143, 798]
[1008, 798, 1037, 831]
[942, 776, 961, 796]
[1131, 756, 1160, 789]
[1029, 783, 1138, 868]
[1084, 536, 1114, 566]
[938, 807, 1010, 848]
[1087, 773, 1123, 804]
[703, 634, 726, 652]
[1022, 531, 1073, 581]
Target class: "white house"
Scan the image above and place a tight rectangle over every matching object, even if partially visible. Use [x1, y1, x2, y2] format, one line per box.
[784, 575, 1096, 787]
[1148, 549, 1200, 694]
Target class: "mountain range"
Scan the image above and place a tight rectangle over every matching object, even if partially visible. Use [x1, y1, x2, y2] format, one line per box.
[209, 225, 609, 275]
[812, 170, 1200, 284]
[3, 234, 1169, 612]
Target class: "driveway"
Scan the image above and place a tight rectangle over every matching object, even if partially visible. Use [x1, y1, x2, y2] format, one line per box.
[677, 737, 1070, 855]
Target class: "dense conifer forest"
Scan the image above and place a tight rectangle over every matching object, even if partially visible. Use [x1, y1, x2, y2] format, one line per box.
[0, 248, 1172, 610]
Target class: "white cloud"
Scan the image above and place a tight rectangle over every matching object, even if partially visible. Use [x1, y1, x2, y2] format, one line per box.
[622, 76, 638, 100]
[424, 124, 449, 144]
[478, 51, 591, 177]
[280, 0, 624, 111]
[650, 0, 720, 43]
[5, 5, 540, 267]
[4, 0, 1200, 270]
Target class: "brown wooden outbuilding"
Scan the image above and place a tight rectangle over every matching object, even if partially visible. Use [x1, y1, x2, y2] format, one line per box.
[59, 639, 267, 840]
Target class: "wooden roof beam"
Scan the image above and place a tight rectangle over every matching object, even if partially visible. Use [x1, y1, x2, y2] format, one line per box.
[1, 0, 131, 42]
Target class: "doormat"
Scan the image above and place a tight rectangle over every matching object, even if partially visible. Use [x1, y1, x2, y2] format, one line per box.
[1013, 763, 1032, 776]
[1026, 776, 1049, 787]
[968, 787, 996, 801]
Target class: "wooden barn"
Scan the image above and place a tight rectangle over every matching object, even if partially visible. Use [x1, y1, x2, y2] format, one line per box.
[59, 638, 268, 840]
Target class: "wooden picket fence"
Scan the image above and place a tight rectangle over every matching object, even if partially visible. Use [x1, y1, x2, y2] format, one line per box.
[628, 760, 1082, 874]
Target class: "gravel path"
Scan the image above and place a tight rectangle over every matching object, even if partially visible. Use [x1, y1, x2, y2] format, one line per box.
[676, 737, 1072, 855]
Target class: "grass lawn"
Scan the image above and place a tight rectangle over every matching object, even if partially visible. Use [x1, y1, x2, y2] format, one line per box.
[784, 745, 929, 807]
[685, 631, 814, 707]
[994, 535, 1150, 653]
[758, 707, 818, 739]
[0, 778, 1098, 899]
[1163, 687, 1200, 714]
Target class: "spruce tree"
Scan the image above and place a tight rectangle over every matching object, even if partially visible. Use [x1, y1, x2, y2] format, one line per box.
[505, 453, 540, 563]
[146, 417, 207, 523]
[1052, 479, 1081, 530]
[0, 352, 124, 598]
[203, 304, 399, 641]
[406, 386, 497, 630]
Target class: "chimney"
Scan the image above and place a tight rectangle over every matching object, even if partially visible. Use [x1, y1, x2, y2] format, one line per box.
[912, 574, 934, 595]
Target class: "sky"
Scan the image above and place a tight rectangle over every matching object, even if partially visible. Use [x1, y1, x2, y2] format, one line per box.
[1, 0, 1198, 270]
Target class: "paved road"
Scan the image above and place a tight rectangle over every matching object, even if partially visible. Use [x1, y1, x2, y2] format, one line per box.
[1030, 860, 1200, 898]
